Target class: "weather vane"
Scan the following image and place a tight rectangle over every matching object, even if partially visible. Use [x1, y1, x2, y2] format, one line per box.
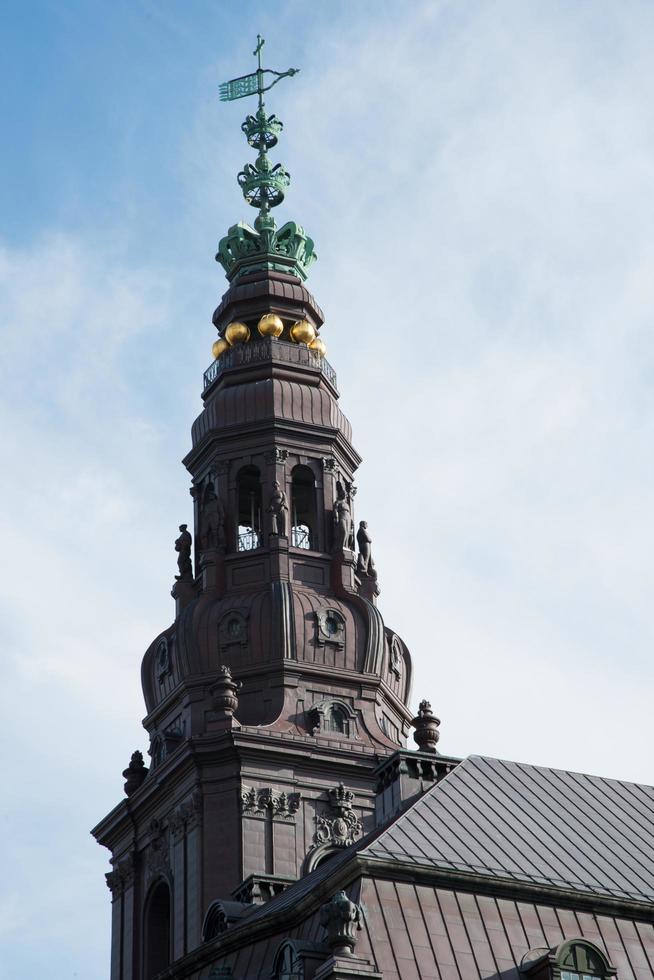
[218, 36, 300, 236]
[219, 35, 299, 108]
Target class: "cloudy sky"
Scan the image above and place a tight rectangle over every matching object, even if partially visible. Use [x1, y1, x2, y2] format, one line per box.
[3, 1, 654, 976]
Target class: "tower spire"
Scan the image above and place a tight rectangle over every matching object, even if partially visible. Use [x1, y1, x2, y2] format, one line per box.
[216, 38, 316, 282]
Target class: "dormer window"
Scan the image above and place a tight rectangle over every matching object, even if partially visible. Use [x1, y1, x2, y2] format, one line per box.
[520, 940, 616, 980]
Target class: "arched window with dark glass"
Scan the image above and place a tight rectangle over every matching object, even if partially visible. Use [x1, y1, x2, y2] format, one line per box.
[323, 704, 347, 734]
[143, 880, 171, 980]
[291, 465, 317, 550]
[237, 465, 262, 551]
[520, 940, 615, 980]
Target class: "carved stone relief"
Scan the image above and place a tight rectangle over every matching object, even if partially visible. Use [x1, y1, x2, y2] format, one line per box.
[145, 818, 170, 880]
[390, 635, 403, 679]
[240, 786, 300, 819]
[315, 608, 345, 649]
[312, 784, 362, 849]
[169, 788, 203, 838]
[218, 611, 248, 653]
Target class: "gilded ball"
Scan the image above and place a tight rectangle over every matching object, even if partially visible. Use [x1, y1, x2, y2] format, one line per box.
[258, 313, 284, 338]
[212, 338, 230, 359]
[290, 318, 317, 345]
[224, 321, 250, 345]
[309, 336, 327, 357]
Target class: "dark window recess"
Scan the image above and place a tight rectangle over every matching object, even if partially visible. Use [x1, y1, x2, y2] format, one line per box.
[274, 943, 304, 980]
[323, 705, 347, 734]
[143, 881, 171, 980]
[291, 465, 317, 550]
[237, 465, 262, 551]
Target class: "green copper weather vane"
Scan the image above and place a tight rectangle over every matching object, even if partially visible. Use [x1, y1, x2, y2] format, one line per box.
[216, 37, 316, 284]
[219, 36, 299, 233]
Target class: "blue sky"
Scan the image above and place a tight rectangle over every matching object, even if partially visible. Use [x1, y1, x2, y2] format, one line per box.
[3, 2, 654, 977]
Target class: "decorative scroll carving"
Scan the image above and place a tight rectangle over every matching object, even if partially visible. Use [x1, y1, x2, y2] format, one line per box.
[322, 456, 337, 472]
[320, 891, 363, 956]
[315, 608, 345, 649]
[106, 852, 137, 897]
[312, 784, 362, 848]
[240, 786, 300, 819]
[264, 447, 289, 465]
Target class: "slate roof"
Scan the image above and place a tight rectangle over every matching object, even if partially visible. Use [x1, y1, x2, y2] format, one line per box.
[208, 756, 654, 980]
[363, 754, 654, 904]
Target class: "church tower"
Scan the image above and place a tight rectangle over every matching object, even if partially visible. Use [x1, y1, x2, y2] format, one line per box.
[93, 40, 432, 980]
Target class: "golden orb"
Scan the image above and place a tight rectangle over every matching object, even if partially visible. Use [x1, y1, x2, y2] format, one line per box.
[258, 313, 284, 338]
[290, 318, 317, 345]
[309, 336, 327, 358]
[212, 338, 229, 360]
[224, 321, 250, 345]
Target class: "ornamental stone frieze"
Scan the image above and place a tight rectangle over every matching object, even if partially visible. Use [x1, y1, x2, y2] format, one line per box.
[312, 783, 362, 849]
[240, 785, 300, 819]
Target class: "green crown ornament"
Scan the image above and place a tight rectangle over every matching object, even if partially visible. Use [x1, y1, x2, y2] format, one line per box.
[216, 36, 317, 282]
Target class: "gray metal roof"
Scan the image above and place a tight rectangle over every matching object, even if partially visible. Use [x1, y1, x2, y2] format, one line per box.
[363, 754, 654, 903]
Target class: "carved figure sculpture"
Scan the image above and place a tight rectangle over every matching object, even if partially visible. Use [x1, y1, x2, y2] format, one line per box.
[333, 482, 351, 552]
[201, 481, 226, 551]
[175, 524, 193, 580]
[267, 480, 288, 536]
[356, 520, 377, 578]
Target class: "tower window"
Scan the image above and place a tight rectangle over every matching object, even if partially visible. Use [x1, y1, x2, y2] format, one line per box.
[236, 465, 262, 551]
[323, 704, 347, 734]
[291, 465, 317, 550]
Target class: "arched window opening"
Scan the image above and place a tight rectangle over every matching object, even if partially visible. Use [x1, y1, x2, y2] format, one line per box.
[291, 465, 317, 550]
[237, 466, 262, 551]
[520, 940, 615, 980]
[143, 881, 171, 980]
[560, 944, 608, 980]
[274, 942, 304, 980]
[323, 704, 347, 734]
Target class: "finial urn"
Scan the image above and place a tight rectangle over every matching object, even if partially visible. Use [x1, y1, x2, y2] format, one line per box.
[411, 699, 441, 753]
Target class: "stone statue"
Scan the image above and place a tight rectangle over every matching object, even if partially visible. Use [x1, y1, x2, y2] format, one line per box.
[201, 481, 225, 551]
[356, 520, 376, 578]
[175, 523, 193, 580]
[267, 480, 288, 536]
[333, 482, 352, 552]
